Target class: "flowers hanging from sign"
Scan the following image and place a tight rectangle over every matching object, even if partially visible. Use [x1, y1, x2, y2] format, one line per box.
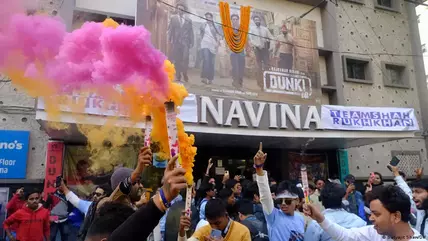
[219, 1, 251, 53]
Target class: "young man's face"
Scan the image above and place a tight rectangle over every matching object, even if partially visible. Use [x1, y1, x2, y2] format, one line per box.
[369, 199, 401, 236]
[227, 194, 236, 206]
[276, 198, 297, 215]
[412, 187, 428, 209]
[373, 174, 382, 185]
[232, 16, 239, 26]
[207, 189, 215, 198]
[253, 17, 261, 26]
[233, 183, 242, 195]
[207, 214, 229, 231]
[27, 193, 40, 210]
[253, 194, 260, 203]
[316, 180, 325, 190]
[92, 188, 106, 202]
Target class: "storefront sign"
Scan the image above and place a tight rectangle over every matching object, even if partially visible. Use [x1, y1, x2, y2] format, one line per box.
[321, 105, 419, 131]
[43, 141, 64, 200]
[0, 130, 30, 179]
[37, 94, 198, 123]
[200, 96, 322, 130]
[138, 0, 321, 104]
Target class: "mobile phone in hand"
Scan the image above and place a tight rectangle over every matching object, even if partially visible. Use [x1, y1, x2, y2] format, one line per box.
[55, 176, 62, 188]
[211, 229, 222, 239]
[387, 156, 400, 172]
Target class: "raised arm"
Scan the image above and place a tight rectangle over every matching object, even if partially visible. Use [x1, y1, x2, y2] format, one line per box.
[304, 204, 373, 241]
[254, 142, 274, 215]
[109, 156, 187, 241]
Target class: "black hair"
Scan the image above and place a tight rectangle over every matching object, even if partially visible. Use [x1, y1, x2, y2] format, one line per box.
[218, 188, 233, 202]
[243, 182, 259, 200]
[95, 184, 112, 197]
[25, 188, 40, 200]
[410, 179, 428, 190]
[373, 172, 384, 186]
[238, 199, 253, 216]
[270, 184, 277, 194]
[366, 185, 411, 222]
[315, 178, 326, 184]
[320, 182, 346, 209]
[276, 180, 299, 197]
[86, 202, 135, 238]
[205, 199, 227, 220]
[225, 179, 238, 189]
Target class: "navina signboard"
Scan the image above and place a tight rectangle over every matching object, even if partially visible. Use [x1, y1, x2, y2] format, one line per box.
[199, 96, 419, 132]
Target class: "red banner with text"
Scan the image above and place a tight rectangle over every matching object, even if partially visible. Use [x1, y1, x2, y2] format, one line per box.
[43, 141, 64, 200]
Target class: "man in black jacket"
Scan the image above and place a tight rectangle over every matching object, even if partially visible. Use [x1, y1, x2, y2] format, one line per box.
[108, 155, 188, 241]
[84, 202, 134, 241]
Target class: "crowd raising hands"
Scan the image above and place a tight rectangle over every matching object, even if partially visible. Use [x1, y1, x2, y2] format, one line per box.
[3, 142, 428, 241]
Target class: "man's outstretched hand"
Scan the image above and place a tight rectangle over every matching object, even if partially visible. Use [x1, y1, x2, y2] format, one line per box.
[254, 142, 267, 176]
[303, 203, 325, 223]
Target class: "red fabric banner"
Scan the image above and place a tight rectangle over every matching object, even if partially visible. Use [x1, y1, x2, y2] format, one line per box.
[43, 141, 64, 200]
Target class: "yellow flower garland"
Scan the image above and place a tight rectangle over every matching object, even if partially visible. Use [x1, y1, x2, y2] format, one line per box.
[219, 2, 251, 53]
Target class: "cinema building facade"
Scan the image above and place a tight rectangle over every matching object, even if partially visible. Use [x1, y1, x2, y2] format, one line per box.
[1, 0, 428, 197]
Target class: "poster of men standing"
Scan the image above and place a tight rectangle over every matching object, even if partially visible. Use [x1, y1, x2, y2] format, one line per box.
[140, 0, 321, 104]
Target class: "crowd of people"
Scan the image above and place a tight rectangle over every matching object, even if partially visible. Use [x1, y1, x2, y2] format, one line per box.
[3, 144, 428, 241]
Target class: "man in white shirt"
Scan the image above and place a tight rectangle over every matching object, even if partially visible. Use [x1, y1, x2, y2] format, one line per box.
[249, 15, 273, 88]
[199, 12, 221, 85]
[391, 165, 428, 238]
[274, 24, 294, 70]
[304, 185, 425, 241]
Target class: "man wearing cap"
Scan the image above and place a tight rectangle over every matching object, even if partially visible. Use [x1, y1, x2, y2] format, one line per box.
[168, 3, 194, 82]
[254, 146, 305, 241]
[249, 15, 274, 88]
[199, 12, 222, 85]
[274, 23, 295, 70]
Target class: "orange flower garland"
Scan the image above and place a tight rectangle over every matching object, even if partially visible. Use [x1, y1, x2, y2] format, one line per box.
[219, 2, 251, 53]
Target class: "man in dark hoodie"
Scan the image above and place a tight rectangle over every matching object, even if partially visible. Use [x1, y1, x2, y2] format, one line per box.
[45, 179, 74, 241]
[4, 189, 50, 241]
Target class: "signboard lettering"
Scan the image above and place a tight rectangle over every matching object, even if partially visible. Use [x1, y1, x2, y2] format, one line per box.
[0, 130, 30, 179]
[43, 141, 64, 200]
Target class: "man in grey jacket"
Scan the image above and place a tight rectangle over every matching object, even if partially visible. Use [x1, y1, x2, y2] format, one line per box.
[391, 165, 428, 238]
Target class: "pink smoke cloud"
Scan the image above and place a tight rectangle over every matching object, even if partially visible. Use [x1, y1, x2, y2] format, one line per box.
[0, 3, 169, 97]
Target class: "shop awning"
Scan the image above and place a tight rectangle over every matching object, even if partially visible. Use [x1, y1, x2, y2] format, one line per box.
[35, 94, 421, 150]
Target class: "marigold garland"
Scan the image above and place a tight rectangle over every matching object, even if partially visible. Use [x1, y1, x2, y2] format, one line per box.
[219, 2, 251, 53]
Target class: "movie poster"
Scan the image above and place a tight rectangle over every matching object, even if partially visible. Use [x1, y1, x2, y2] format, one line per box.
[63, 145, 163, 197]
[140, 0, 321, 104]
[288, 152, 327, 181]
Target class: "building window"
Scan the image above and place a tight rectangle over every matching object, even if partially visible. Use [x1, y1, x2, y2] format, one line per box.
[342, 55, 372, 84]
[382, 62, 409, 88]
[391, 150, 421, 178]
[374, 0, 400, 12]
[377, 0, 392, 8]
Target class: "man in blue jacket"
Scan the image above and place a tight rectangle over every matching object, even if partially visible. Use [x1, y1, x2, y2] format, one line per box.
[342, 174, 367, 222]
[304, 182, 366, 241]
